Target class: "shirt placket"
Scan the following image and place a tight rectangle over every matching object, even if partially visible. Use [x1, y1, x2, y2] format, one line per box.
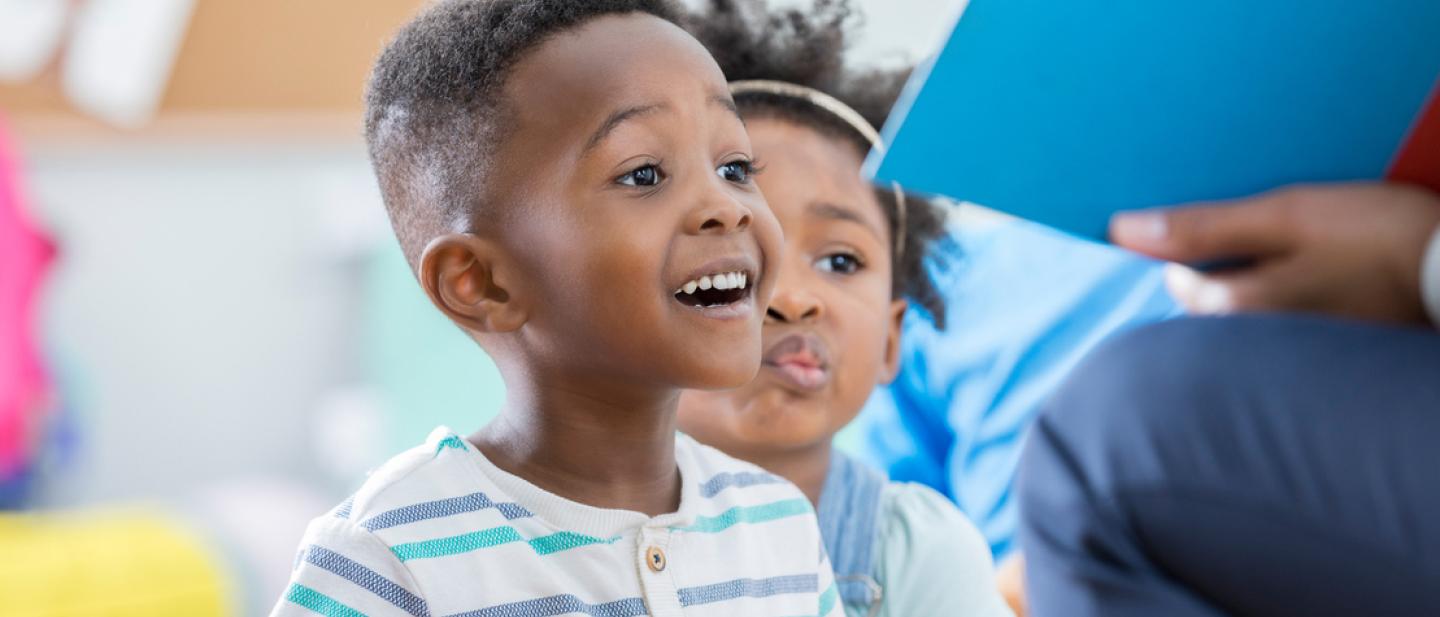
[636, 524, 682, 616]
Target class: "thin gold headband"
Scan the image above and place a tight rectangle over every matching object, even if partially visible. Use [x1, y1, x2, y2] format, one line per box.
[728, 79, 908, 260]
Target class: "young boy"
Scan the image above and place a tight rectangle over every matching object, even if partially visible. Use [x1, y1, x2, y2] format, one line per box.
[270, 1, 842, 616]
[678, 1, 1015, 616]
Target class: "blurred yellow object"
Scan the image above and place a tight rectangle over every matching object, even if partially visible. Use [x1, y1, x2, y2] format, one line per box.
[0, 508, 232, 617]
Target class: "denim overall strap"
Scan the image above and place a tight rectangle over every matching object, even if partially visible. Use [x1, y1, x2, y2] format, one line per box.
[817, 451, 888, 613]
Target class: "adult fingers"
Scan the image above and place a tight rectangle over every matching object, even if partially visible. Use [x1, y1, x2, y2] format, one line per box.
[1111, 190, 1300, 263]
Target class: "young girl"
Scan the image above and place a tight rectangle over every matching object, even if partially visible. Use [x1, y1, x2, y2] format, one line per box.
[679, 2, 1015, 616]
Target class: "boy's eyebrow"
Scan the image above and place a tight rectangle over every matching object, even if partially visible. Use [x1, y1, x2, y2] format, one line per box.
[709, 93, 742, 122]
[809, 201, 884, 241]
[582, 95, 744, 155]
[583, 103, 666, 154]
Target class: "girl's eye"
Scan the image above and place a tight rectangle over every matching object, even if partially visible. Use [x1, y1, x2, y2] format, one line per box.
[716, 159, 755, 184]
[618, 164, 662, 187]
[815, 253, 864, 275]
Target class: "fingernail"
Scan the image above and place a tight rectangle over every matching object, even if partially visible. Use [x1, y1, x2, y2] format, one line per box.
[1112, 210, 1168, 243]
[1193, 281, 1235, 314]
[1164, 263, 1200, 297]
[1164, 264, 1233, 314]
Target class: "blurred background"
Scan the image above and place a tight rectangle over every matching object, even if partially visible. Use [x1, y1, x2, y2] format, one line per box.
[0, 0, 959, 614]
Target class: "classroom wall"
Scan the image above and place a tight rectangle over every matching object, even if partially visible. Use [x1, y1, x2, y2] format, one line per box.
[28, 141, 377, 508]
[1, 0, 959, 120]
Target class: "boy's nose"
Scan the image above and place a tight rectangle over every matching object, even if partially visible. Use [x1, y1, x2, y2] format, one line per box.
[767, 286, 823, 323]
[686, 194, 752, 235]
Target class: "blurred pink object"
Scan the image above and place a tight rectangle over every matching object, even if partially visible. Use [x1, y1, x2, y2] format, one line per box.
[0, 113, 54, 482]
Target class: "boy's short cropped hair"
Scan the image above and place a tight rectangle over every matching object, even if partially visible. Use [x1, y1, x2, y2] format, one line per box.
[364, 0, 681, 267]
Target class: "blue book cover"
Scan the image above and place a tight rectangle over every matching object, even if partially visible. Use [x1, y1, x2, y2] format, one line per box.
[866, 0, 1440, 241]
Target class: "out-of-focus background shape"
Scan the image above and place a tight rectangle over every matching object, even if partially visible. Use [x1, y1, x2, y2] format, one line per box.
[0, 1, 959, 614]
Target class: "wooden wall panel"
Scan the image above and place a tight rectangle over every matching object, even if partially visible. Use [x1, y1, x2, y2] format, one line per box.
[0, 0, 425, 134]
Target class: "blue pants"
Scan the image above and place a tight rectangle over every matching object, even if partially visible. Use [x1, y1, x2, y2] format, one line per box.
[1018, 315, 1440, 616]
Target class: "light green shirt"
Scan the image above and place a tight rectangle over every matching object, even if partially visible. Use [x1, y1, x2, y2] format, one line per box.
[856, 483, 1015, 617]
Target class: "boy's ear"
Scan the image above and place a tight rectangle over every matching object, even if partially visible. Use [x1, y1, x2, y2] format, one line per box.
[418, 233, 527, 334]
[878, 299, 908, 384]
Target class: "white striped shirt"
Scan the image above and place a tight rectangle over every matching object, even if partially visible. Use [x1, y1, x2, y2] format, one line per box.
[270, 427, 841, 617]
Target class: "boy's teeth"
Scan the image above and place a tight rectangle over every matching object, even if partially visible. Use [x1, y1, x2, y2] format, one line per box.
[675, 271, 751, 295]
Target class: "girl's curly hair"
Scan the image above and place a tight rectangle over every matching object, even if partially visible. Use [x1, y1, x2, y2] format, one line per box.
[685, 0, 953, 328]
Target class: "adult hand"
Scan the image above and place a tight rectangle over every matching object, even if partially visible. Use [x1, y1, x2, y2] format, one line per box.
[1110, 183, 1440, 324]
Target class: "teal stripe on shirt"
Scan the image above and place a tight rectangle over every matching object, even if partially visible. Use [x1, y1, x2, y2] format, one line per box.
[675, 498, 812, 534]
[433, 435, 467, 457]
[389, 498, 809, 562]
[818, 582, 838, 616]
[391, 526, 617, 562]
[286, 583, 368, 617]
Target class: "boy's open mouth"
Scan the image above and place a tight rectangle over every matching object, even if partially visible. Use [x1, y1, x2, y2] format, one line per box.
[673, 270, 752, 308]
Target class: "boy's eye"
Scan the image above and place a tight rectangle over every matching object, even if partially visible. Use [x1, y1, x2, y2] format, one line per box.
[618, 164, 663, 187]
[815, 253, 864, 275]
[716, 159, 754, 184]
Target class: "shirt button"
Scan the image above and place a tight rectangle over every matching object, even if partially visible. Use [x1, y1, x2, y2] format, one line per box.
[645, 546, 667, 572]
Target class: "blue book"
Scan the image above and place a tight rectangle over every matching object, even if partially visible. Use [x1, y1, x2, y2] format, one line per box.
[865, 0, 1440, 241]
